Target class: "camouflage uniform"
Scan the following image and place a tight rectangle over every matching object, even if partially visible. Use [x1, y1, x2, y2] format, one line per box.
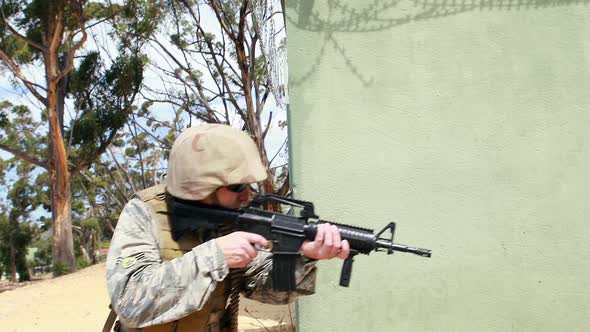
[106, 124, 317, 331]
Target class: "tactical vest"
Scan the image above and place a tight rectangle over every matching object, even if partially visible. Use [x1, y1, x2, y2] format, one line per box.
[133, 184, 231, 332]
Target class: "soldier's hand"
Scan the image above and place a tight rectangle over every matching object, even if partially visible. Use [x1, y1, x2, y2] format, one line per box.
[215, 231, 270, 268]
[300, 223, 350, 260]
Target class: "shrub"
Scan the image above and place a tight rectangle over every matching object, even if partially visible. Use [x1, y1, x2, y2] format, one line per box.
[52, 262, 71, 276]
[76, 257, 90, 269]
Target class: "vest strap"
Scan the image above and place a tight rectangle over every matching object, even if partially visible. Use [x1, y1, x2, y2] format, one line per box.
[102, 307, 117, 332]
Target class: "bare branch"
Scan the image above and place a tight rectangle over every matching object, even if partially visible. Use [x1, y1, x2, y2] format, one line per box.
[79, 170, 127, 211]
[127, 115, 174, 149]
[55, 13, 88, 83]
[0, 7, 46, 51]
[262, 110, 272, 139]
[149, 38, 218, 114]
[0, 143, 48, 169]
[0, 50, 48, 104]
[260, 87, 270, 111]
[208, 0, 237, 41]
[175, 1, 245, 117]
[250, 31, 262, 118]
[80, 169, 127, 210]
[49, 6, 65, 53]
[126, 115, 150, 189]
[269, 136, 287, 166]
[86, 17, 110, 30]
[70, 116, 123, 175]
[108, 147, 138, 195]
[276, 170, 289, 197]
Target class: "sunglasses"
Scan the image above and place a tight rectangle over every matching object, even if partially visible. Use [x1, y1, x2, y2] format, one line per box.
[226, 183, 252, 193]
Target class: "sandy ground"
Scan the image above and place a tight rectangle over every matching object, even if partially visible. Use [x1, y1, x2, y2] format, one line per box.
[0, 263, 294, 332]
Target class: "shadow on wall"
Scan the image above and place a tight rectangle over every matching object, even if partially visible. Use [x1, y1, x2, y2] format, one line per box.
[286, 0, 590, 88]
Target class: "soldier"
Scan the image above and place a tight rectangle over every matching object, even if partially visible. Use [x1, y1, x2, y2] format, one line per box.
[105, 124, 350, 332]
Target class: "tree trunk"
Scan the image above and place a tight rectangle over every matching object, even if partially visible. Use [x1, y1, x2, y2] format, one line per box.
[50, 152, 76, 274]
[232, 1, 279, 209]
[44, 14, 76, 274]
[79, 244, 90, 264]
[91, 233, 100, 264]
[48, 78, 76, 274]
[9, 237, 17, 282]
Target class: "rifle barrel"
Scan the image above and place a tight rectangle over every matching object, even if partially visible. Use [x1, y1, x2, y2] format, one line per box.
[376, 240, 432, 257]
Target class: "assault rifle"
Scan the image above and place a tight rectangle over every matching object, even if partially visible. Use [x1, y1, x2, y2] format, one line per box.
[171, 194, 431, 291]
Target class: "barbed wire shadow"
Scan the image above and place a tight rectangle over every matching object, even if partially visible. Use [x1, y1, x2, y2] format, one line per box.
[286, 0, 589, 88]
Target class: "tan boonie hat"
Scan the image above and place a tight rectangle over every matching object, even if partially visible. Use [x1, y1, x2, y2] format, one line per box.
[166, 124, 268, 200]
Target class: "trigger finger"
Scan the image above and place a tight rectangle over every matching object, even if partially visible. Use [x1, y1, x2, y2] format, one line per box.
[243, 243, 257, 259]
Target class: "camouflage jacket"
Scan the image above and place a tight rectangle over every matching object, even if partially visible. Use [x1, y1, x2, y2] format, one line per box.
[106, 198, 317, 328]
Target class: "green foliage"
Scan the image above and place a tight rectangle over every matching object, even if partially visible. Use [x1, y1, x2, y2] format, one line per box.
[106, 54, 146, 97]
[0, 99, 50, 279]
[19, 0, 84, 46]
[0, 1, 35, 63]
[0, 0, 86, 63]
[0, 0, 20, 17]
[33, 173, 51, 211]
[0, 0, 287, 276]
[0, 0, 163, 275]
[113, 0, 163, 51]
[0, 102, 46, 183]
[76, 256, 90, 269]
[0, 111, 8, 128]
[67, 53, 147, 169]
[8, 177, 35, 215]
[81, 218, 100, 233]
[255, 54, 268, 85]
[0, 213, 34, 282]
[71, 199, 86, 216]
[169, 34, 186, 49]
[32, 238, 52, 272]
[0, 34, 35, 64]
[68, 51, 101, 97]
[86, 2, 116, 20]
[52, 261, 71, 276]
[17, 260, 30, 281]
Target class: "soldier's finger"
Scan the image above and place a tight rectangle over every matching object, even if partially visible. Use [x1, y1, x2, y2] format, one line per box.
[315, 223, 326, 244]
[242, 232, 270, 248]
[326, 225, 341, 256]
[331, 225, 342, 244]
[229, 253, 248, 268]
[241, 242, 257, 259]
[323, 224, 334, 247]
[337, 240, 351, 260]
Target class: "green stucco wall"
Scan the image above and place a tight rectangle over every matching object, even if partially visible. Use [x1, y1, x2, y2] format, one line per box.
[285, 1, 590, 331]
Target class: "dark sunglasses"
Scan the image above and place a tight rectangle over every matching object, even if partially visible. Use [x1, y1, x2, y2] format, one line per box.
[226, 183, 250, 193]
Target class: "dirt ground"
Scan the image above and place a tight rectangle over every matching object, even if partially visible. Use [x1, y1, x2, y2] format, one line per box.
[0, 263, 294, 332]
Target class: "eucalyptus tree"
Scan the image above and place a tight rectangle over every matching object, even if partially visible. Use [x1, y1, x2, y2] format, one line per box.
[0, 212, 35, 281]
[0, 102, 44, 280]
[0, 0, 150, 273]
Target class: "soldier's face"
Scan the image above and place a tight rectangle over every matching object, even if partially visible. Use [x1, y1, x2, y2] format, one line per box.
[215, 186, 252, 209]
